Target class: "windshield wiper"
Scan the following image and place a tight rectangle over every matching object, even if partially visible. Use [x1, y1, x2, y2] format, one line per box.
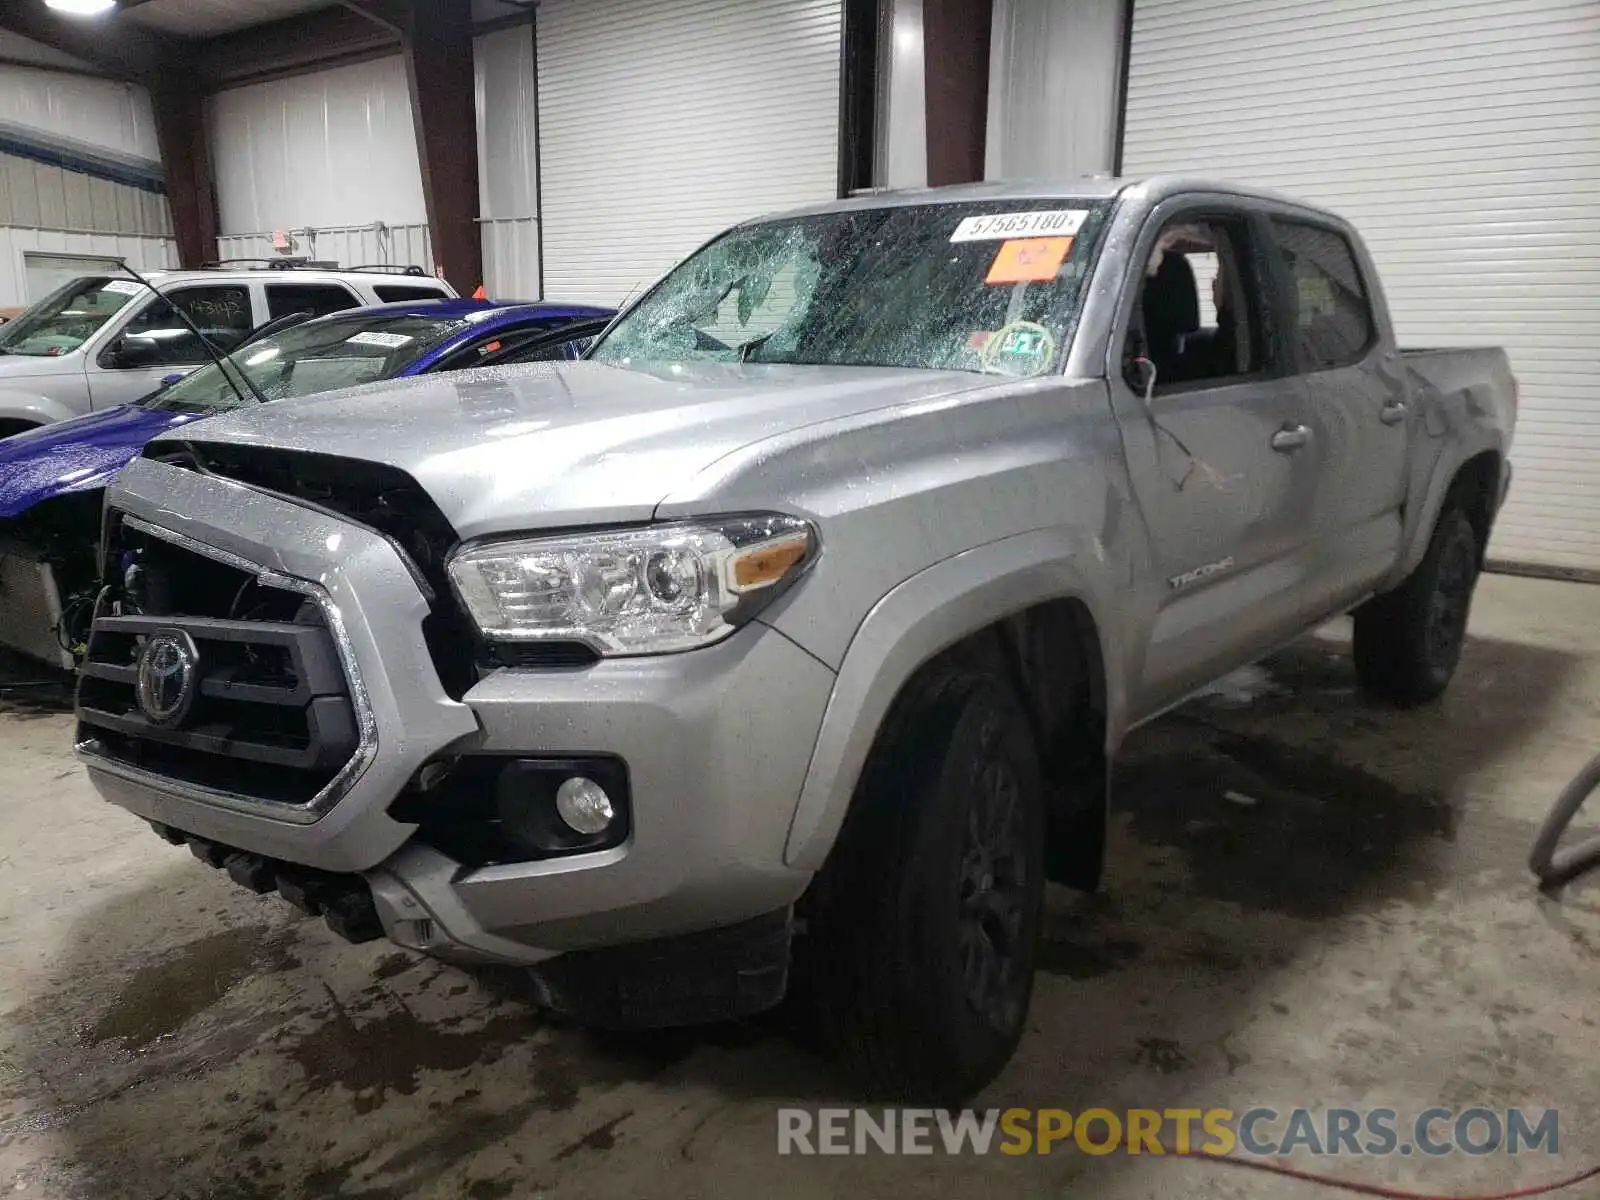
[115, 259, 269, 410]
[735, 330, 779, 362]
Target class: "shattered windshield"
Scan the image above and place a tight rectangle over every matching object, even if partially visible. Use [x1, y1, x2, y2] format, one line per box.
[588, 200, 1111, 377]
[147, 312, 472, 413]
[0, 277, 141, 357]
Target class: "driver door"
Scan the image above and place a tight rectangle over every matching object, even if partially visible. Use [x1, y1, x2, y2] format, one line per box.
[1112, 205, 1317, 719]
[85, 284, 254, 409]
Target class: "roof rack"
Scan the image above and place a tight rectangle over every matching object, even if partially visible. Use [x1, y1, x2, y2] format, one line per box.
[345, 264, 431, 277]
[197, 257, 342, 271]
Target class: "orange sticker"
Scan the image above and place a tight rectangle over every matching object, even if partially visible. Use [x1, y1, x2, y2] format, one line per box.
[985, 236, 1073, 285]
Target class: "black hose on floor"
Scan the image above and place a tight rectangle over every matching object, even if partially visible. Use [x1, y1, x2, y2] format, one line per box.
[1530, 750, 1600, 888]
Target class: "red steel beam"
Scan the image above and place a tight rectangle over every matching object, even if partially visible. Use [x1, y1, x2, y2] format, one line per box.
[922, 0, 994, 187]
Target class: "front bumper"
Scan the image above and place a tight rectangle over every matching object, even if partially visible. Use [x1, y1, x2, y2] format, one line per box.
[84, 458, 834, 964]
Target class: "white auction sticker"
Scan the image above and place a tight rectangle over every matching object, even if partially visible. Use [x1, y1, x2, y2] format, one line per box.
[101, 280, 146, 296]
[346, 331, 413, 349]
[950, 209, 1089, 243]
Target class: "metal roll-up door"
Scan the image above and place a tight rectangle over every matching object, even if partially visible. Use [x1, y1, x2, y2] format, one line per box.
[536, 0, 843, 305]
[1121, 0, 1600, 575]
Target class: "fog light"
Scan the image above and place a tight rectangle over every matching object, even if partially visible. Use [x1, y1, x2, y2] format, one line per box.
[555, 776, 615, 835]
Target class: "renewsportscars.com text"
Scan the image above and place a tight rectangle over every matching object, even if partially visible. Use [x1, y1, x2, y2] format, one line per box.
[777, 1107, 1559, 1158]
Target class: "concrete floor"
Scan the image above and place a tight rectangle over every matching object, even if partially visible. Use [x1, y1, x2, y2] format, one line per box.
[1, 573, 1598, 1199]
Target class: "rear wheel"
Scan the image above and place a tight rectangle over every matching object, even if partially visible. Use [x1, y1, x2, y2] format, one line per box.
[0, 419, 40, 440]
[804, 663, 1045, 1102]
[1353, 505, 1480, 706]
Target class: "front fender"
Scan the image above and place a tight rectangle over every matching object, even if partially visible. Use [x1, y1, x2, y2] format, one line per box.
[0, 389, 81, 429]
[780, 525, 1125, 871]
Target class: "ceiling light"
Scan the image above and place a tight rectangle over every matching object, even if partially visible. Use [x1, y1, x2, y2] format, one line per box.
[45, 0, 119, 14]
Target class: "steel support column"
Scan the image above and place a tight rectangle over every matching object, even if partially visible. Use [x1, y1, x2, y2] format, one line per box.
[149, 75, 218, 268]
[922, 0, 993, 186]
[343, 0, 484, 295]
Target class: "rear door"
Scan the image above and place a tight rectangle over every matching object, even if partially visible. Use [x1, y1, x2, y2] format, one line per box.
[1112, 200, 1316, 718]
[264, 282, 361, 322]
[1269, 218, 1409, 615]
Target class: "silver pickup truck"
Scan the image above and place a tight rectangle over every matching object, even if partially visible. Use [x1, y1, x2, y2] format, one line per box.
[76, 176, 1515, 1100]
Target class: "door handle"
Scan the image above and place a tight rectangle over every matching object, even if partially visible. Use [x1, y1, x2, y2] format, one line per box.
[1380, 400, 1408, 425]
[1271, 425, 1310, 452]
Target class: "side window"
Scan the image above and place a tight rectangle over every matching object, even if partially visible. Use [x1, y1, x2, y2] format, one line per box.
[266, 283, 359, 320]
[1271, 220, 1374, 371]
[508, 336, 591, 364]
[118, 285, 252, 365]
[373, 284, 450, 303]
[483, 320, 612, 366]
[1124, 217, 1264, 392]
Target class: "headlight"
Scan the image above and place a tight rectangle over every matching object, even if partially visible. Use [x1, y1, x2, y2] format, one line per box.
[447, 514, 816, 655]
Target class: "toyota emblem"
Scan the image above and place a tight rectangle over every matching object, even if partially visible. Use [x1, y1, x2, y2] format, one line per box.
[135, 631, 199, 727]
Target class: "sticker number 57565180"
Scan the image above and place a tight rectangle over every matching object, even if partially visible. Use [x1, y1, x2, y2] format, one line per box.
[950, 209, 1089, 243]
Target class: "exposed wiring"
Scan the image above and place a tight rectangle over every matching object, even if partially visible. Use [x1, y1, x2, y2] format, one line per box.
[54, 588, 98, 658]
[1176, 1151, 1600, 1198]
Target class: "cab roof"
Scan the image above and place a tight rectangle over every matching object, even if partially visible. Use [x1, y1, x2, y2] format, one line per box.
[312, 298, 616, 323]
[759, 173, 1323, 222]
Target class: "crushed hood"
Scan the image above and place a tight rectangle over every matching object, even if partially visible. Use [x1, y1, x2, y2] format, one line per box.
[155, 361, 994, 538]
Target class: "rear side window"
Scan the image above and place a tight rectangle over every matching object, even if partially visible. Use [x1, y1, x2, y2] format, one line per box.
[267, 283, 359, 320]
[373, 284, 450, 302]
[1271, 220, 1375, 371]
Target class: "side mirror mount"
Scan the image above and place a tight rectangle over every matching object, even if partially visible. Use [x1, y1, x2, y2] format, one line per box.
[107, 335, 162, 369]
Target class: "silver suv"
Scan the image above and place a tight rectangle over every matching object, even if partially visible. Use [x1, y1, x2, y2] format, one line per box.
[77, 177, 1514, 1100]
[0, 263, 455, 435]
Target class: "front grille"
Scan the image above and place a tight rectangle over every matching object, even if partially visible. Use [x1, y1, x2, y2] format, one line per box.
[146, 441, 480, 699]
[76, 519, 363, 810]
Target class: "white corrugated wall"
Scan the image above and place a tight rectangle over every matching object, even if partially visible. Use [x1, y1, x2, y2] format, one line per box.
[0, 66, 174, 308]
[476, 23, 541, 299]
[985, 0, 1123, 180]
[0, 64, 160, 163]
[208, 56, 427, 236]
[0, 227, 176, 309]
[536, 0, 844, 304]
[878, 0, 929, 189]
[1120, 0, 1600, 574]
[214, 223, 433, 273]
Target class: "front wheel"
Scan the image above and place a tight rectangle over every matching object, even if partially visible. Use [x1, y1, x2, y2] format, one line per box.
[1353, 506, 1480, 706]
[804, 663, 1046, 1103]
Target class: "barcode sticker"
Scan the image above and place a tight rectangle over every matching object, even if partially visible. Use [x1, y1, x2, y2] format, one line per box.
[102, 280, 145, 296]
[346, 331, 413, 349]
[951, 209, 1088, 243]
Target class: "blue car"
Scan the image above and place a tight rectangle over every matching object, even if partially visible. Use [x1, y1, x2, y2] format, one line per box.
[0, 298, 614, 668]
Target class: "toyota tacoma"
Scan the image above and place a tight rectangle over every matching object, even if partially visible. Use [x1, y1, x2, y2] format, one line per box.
[75, 177, 1516, 1099]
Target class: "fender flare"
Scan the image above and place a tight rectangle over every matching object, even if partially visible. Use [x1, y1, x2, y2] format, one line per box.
[0, 389, 79, 429]
[781, 526, 1125, 871]
[1386, 432, 1506, 589]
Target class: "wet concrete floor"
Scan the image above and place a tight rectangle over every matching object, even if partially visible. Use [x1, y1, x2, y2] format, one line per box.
[1, 573, 1597, 1198]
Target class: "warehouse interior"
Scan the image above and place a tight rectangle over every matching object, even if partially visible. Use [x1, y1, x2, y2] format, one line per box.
[0, 0, 1598, 1197]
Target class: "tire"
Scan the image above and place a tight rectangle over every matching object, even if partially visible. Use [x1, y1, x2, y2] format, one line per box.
[804, 662, 1046, 1103]
[1353, 505, 1481, 707]
[0, 420, 40, 440]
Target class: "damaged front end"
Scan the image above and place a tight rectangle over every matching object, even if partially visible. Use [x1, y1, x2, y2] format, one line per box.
[0, 490, 103, 669]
